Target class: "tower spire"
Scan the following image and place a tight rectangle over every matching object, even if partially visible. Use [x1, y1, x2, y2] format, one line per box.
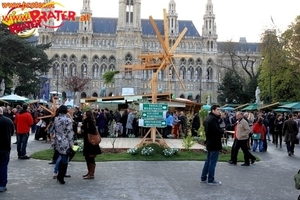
[78, 0, 93, 33]
[202, 0, 218, 52]
[167, 0, 178, 36]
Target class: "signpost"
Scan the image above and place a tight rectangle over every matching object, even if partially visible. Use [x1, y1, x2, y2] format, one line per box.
[143, 120, 167, 127]
[139, 103, 168, 128]
[140, 103, 168, 111]
[141, 111, 165, 119]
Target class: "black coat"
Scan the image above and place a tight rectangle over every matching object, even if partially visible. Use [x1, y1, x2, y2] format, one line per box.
[0, 115, 15, 151]
[204, 113, 223, 151]
[82, 119, 101, 156]
[192, 114, 200, 130]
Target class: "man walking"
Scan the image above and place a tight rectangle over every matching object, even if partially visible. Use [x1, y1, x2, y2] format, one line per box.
[14, 104, 34, 159]
[201, 105, 223, 186]
[0, 107, 15, 192]
[282, 114, 298, 156]
[229, 112, 256, 166]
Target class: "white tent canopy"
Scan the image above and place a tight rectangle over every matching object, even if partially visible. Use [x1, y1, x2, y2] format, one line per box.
[0, 94, 29, 102]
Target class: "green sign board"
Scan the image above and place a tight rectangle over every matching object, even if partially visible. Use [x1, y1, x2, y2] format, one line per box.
[141, 111, 165, 119]
[143, 119, 167, 127]
[140, 103, 168, 111]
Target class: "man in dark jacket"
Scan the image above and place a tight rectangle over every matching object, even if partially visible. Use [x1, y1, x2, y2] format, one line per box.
[282, 114, 298, 156]
[200, 105, 223, 186]
[191, 112, 200, 136]
[0, 107, 15, 192]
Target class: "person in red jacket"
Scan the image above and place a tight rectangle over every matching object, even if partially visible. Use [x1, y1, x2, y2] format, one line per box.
[252, 117, 267, 152]
[14, 104, 34, 159]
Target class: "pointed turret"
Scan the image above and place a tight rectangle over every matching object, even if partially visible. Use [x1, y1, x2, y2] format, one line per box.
[202, 0, 218, 52]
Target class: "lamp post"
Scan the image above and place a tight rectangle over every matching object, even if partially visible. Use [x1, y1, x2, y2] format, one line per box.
[56, 66, 60, 96]
[199, 78, 202, 103]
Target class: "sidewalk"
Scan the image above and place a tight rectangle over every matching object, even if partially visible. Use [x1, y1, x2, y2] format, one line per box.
[2, 134, 300, 200]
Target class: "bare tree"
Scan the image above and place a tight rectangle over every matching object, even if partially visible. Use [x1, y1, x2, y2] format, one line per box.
[62, 73, 91, 106]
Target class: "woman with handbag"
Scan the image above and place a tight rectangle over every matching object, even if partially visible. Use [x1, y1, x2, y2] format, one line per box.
[53, 105, 74, 184]
[80, 110, 101, 180]
[252, 117, 267, 152]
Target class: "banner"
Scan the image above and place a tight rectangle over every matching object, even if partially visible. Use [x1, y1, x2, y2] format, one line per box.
[39, 76, 49, 101]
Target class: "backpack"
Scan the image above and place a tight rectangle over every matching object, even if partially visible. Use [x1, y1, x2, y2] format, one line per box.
[294, 170, 300, 189]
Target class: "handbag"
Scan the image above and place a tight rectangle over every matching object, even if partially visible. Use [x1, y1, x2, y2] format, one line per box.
[66, 148, 76, 161]
[87, 123, 101, 145]
[252, 133, 261, 140]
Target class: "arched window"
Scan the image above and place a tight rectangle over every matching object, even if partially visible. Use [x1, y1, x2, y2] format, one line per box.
[93, 63, 99, 78]
[92, 55, 99, 63]
[124, 53, 133, 76]
[69, 55, 76, 63]
[61, 54, 68, 62]
[52, 62, 60, 77]
[81, 55, 88, 63]
[62, 63, 68, 77]
[109, 55, 116, 64]
[69, 63, 76, 76]
[81, 63, 87, 77]
[100, 55, 107, 63]
[100, 64, 107, 76]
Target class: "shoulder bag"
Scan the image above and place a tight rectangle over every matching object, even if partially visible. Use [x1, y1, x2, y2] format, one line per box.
[87, 122, 101, 145]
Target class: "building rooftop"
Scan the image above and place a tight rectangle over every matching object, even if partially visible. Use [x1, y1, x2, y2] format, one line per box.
[56, 17, 200, 37]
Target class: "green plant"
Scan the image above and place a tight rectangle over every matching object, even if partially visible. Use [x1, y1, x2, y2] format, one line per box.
[141, 146, 154, 156]
[30, 148, 251, 162]
[75, 139, 84, 153]
[127, 147, 138, 155]
[163, 148, 179, 157]
[102, 71, 120, 84]
[182, 135, 196, 151]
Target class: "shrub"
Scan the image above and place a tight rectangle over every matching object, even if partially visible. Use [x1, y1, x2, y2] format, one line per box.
[127, 147, 138, 155]
[163, 148, 179, 157]
[141, 146, 154, 156]
[182, 135, 196, 151]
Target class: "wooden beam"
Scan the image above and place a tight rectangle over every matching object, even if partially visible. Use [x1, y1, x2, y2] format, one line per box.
[163, 9, 169, 51]
[149, 16, 170, 55]
[170, 27, 187, 53]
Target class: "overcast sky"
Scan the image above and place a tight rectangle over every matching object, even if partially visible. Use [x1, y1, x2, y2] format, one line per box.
[1, 0, 299, 42]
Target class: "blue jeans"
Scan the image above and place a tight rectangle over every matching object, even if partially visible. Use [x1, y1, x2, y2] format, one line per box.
[201, 150, 219, 183]
[54, 155, 62, 174]
[0, 150, 10, 189]
[55, 154, 69, 173]
[17, 133, 29, 157]
[252, 139, 263, 152]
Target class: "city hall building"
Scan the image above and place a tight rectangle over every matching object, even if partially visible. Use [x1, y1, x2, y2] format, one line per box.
[37, 0, 260, 104]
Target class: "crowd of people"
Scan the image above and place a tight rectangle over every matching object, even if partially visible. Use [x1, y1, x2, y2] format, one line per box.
[201, 105, 300, 186]
[1, 102, 299, 191]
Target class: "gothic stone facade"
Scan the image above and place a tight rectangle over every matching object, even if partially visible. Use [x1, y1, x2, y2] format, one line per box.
[38, 0, 260, 104]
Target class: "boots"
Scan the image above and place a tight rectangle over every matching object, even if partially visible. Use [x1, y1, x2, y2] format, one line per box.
[84, 163, 95, 179]
[82, 162, 90, 177]
[57, 163, 68, 184]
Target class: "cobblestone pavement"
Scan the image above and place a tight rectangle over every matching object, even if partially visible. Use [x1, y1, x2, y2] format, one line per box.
[1, 134, 300, 200]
